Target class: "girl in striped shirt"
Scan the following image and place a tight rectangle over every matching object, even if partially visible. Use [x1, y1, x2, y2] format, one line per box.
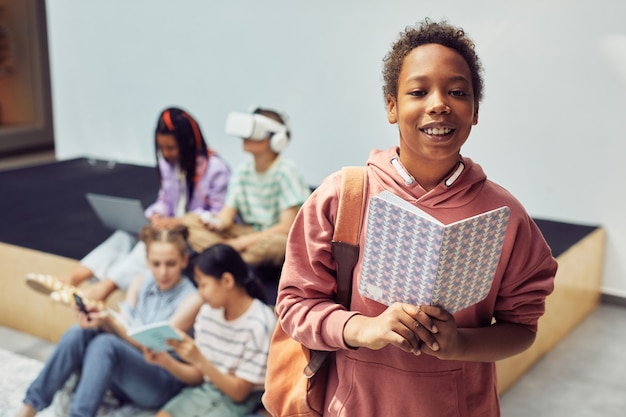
[148, 243, 276, 417]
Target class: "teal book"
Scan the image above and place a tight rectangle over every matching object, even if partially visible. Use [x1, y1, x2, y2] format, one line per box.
[128, 321, 182, 352]
[109, 307, 182, 352]
[358, 191, 510, 313]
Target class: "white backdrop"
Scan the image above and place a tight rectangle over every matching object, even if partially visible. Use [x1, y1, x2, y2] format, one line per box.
[45, 0, 626, 296]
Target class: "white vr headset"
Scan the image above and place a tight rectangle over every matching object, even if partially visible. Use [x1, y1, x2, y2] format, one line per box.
[224, 112, 289, 153]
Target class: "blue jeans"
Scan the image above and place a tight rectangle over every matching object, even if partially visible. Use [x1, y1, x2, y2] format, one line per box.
[23, 324, 185, 417]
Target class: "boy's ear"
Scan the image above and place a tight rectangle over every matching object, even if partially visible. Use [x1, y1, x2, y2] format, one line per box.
[181, 253, 189, 269]
[386, 95, 398, 124]
[472, 103, 479, 125]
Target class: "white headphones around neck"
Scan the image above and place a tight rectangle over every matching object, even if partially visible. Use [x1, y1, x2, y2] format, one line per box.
[224, 111, 290, 153]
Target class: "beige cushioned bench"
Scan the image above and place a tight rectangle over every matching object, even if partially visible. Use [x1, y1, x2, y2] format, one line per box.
[1, 225, 605, 394]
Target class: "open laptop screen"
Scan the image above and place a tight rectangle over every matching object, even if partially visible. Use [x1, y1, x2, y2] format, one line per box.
[85, 193, 149, 234]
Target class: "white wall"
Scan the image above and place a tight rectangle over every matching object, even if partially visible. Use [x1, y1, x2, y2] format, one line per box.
[45, 0, 626, 296]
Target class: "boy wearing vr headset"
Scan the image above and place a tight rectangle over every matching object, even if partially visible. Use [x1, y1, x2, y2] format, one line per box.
[182, 107, 311, 272]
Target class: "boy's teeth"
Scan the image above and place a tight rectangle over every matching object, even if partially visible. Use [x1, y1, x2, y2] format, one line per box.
[424, 127, 451, 135]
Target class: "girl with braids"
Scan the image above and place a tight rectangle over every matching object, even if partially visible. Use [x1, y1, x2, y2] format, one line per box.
[146, 107, 231, 230]
[15, 225, 203, 417]
[147, 243, 276, 417]
[26, 106, 231, 302]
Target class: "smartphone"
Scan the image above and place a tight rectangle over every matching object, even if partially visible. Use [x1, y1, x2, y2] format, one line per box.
[72, 293, 91, 321]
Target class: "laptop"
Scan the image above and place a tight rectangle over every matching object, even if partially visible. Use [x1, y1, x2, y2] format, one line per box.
[85, 193, 149, 234]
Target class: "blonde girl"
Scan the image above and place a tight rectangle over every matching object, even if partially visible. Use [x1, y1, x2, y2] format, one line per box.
[16, 225, 203, 417]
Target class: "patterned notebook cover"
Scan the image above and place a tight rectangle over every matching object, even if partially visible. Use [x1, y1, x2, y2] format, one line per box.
[358, 191, 510, 313]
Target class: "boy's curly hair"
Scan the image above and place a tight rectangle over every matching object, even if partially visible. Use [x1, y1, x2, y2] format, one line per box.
[382, 18, 484, 104]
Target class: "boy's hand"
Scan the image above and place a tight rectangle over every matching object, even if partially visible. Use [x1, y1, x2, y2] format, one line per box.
[343, 303, 440, 355]
[200, 212, 223, 231]
[416, 305, 465, 360]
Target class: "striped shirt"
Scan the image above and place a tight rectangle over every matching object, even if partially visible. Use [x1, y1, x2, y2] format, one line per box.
[224, 156, 310, 231]
[194, 299, 277, 390]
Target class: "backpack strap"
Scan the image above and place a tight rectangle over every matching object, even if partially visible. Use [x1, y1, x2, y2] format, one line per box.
[332, 166, 368, 309]
[304, 166, 367, 378]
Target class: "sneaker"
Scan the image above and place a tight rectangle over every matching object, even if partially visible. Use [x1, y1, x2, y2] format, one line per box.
[25, 273, 76, 295]
[50, 287, 105, 311]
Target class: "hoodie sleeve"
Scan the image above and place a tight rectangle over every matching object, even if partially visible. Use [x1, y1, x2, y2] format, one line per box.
[492, 212, 558, 333]
[275, 170, 361, 351]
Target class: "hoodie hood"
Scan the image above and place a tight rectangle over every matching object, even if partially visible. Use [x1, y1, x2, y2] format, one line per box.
[366, 147, 487, 209]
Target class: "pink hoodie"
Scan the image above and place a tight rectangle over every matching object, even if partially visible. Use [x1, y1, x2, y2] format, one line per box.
[275, 147, 557, 416]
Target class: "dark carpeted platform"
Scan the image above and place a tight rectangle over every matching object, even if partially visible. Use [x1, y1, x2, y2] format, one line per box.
[0, 158, 159, 260]
[0, 157, 600, 297]
[533, 219, 598, 258]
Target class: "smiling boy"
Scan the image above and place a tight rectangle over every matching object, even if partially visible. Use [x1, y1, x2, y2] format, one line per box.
[271, 19, 557, 416]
